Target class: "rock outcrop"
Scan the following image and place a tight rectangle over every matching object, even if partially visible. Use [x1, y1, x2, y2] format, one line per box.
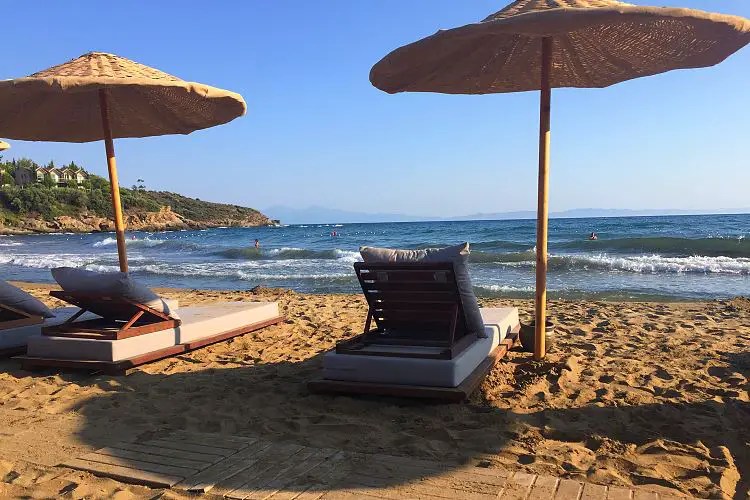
[0, 206, 276, 235]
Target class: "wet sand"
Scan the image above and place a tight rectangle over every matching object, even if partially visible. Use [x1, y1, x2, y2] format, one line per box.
[0, 283, 748, 499]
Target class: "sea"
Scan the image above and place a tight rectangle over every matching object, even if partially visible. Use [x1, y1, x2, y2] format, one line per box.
[0, 214, 748, 301]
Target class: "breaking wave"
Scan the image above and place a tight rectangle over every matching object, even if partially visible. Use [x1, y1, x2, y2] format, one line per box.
[92, 237, 205, 252]
[473, 252, 750, 275]
[559, 236, 750, 258]
[217, 247, 360, 262]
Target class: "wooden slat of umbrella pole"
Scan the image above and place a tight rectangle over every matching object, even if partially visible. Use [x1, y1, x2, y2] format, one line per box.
[98, 89, 129, 272]
[534, 36, 552, 360]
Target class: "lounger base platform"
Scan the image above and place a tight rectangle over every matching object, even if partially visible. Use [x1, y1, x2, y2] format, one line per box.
[309, 337, 514, 402]
[308, 308, 519, 402]
[0, 307, 101, 358]
[17, 302, 283, 374]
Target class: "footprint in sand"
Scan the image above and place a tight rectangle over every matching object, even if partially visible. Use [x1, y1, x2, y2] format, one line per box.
[654, 368, 674, 381]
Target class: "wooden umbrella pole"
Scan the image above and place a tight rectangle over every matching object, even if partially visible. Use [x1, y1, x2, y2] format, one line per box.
[534, 37, 553, 360]
[98, 89, 128, 272]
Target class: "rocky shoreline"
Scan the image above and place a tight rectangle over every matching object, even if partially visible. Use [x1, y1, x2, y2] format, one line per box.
[0, 206, 276, 235]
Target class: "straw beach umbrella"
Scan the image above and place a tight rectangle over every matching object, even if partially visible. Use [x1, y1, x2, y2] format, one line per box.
[0, 141, 9, 152]
[370, 1, 750, 360]
[0, 52, 246, 271]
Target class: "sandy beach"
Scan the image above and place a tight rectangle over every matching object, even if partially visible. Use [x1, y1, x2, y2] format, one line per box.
[0, 283, 747, 499]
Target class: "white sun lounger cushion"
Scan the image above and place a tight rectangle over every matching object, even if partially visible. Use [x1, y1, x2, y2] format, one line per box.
[322, 307, 518, 388]
[0, 280, 55, 318]
[51, 267, 177, 317]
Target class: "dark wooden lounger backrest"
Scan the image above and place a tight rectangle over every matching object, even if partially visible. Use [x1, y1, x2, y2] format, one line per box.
[49, 290, 169, 322]
[0, 303, 43, 330]
[354, 261, 469, 344]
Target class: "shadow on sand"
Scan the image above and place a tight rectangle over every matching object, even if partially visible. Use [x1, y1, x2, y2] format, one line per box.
[3, 344, 748, 499]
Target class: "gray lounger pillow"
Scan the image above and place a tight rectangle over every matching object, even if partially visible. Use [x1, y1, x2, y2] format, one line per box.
[51, 267, 177, 318]
[0, 280, 55, 318]
[359, 242, 486, 338]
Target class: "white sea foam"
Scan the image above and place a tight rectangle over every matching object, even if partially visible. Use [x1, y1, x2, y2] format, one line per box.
[0, 253, 95, 269]
[93, 237, 117, 247]
[333, 249, 360, 263]
[568, 253, 750, 275]
[489, 252, 750, 275]
[93, 237, 171, 248]
[475, 284, 535, 293]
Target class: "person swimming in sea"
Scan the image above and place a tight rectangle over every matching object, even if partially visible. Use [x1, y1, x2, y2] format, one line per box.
[254, 239, 260, 248]
[589, 232, 598, 240]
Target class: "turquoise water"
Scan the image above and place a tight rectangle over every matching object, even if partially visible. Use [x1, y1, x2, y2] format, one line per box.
[0, 214, 748, 301]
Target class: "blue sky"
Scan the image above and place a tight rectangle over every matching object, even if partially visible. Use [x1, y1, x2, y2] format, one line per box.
[2, 1, 749, 218]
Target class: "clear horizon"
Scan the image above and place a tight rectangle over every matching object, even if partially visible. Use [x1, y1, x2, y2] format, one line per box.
[2, 0, 749, 217]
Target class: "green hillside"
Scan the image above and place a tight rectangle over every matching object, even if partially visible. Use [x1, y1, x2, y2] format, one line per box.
[0, 157, 272, 227]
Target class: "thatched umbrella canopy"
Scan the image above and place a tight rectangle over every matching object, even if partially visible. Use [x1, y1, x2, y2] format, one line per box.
[370, 0, 750, 359]
[0, 52, 247, 271]
[0, 141, 9, 152]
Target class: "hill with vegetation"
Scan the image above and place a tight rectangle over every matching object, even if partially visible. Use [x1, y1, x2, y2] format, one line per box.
[0, 158, 276, 234]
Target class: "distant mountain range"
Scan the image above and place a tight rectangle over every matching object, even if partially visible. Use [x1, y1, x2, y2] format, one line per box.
[263, 206, 424, 224]
[263, 205, 750, 225]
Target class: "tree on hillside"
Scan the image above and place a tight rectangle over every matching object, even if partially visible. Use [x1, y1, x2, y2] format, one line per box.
[15, 158, 37, 171]
[1, 171, 13, 187]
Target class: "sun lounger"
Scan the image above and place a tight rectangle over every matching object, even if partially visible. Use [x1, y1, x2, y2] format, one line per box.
[0, 302, 44, 356]
[309, 258, 519, 402]
[0, 280, 56, 356]
[15, 267, 283, 374]
[19, 302, 282, 374]
[0, 307, 100, 357]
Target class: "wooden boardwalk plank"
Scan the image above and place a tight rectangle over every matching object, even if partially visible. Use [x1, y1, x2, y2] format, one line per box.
[499, 472, 536, 500]
[243, 448, 338, 500]
[422, 475, 507, 496]
[96, 446, 211, 470]
[168, 430, 256, 450]
[529, 475, 560, 500]
[426, 466, 510, 489]
[581, 483, 608, 500]
[369, 453, 453, 474]
[212, 443, 305, 498]
[274, 451, 351, 500]
[176, 440, 272, 493]
[607, 486, 633, 500]
[115, 441, 224, 464]
[350, 454, 449, 484]
[344, 475, 500, 500]
[62, 433, 697, 500]
[78, 451, 201, 477]
[321, 491, 386, 500]
[63, 457, 185, 488]
[227, 446, 319, 499]
[555, 479, 584, 500]
[145, 438, 237, 457]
